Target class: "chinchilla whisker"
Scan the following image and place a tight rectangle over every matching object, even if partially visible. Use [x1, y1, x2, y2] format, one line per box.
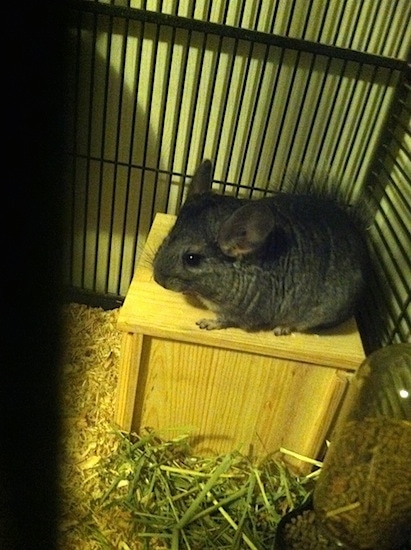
[141, 243, 157, 268]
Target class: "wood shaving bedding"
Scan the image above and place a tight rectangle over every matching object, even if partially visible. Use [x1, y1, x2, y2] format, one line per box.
[59, 303, 143, 550]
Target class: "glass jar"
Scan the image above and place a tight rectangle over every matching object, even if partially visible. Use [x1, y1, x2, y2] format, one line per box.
[313, 343, 411, 549]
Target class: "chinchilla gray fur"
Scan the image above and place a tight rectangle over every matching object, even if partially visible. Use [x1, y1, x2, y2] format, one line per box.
[153, 160, 369, 335]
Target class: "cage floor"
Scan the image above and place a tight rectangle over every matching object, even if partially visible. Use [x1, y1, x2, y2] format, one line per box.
[58, 303, 137, 549]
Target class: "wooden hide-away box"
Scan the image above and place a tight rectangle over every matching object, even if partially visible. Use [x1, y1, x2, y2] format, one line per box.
[115, 214, 365, 471]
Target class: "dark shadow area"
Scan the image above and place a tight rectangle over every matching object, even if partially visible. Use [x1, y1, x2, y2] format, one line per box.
[2, 5, 66, 549]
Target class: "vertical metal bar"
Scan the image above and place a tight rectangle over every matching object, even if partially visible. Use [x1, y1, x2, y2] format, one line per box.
[264, 49, 304, 190]
[284, 0, 342, 195]
[268, 0, 281, 34]
[337, 64, 379, 200]
[277, 51, 318, 190]
[191, 3, 231, 173]
[363, 75, 411, 202]
[236, 46, 278, 189]
[251, 0, 264, 32]
[380, 147, 411, 206]
[203, 44, 244, 170]
[281, 0, 336, 187]
[300, 0, 314, 39]
[68, 9, 83, 287]
[93, 14, 114, 291]
[177, 32, 209, 207]
[387, 2, 411, 59]
[126, 18, 161, 278]
[346, 68, 398, 201]
[233, 10, 279, 192]
[369, 200, 410, 291]
[203, 34, 239, 163]
[304, 58, 348, 182]
[255, 1, 314, 189]
[175, 4, 228, 196]
[160, 0, 200, 210]
[104, 16, 129, 295]
[361, 72, 411, 347]
[345, 1, 364, 51]
[200, 2, 247, 167]
[164, 29, 195, 210]
[387, 295, 410, 344]
[316, 0, 333, 43]
[150, 23, 177, 221]
[82, 12, 98, 289]
[324, 61, 362, 180]
[331, 0, 349, 46]
[285, 0, 298, 36]
[120, 19, 144, 289]
[370, 162, 411, 239]
[366, 231, 407, 334]
[132, 20, 162, 271]
[316, 1, 364, 189]
[141, 24, 161, 176]
[221, 0, 264, 195]
[365, 0, 384, 51]
[293, 56, 334, 186]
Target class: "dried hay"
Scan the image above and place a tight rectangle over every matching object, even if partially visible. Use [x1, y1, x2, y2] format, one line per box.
[58, 303, 316, 549]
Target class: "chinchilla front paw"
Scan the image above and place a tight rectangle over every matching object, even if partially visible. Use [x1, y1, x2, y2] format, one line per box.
[196, 318, 227, 330]
[273, 325, 293, 336]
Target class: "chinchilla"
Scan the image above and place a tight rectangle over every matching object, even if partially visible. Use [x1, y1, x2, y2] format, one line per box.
[153, 160, 369, 335]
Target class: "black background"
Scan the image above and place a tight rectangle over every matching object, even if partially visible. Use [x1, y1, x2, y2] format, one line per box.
[2, 3, 67, 549]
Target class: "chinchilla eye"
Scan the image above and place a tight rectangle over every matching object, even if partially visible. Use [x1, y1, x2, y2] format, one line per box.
[183, 252, 203, 267]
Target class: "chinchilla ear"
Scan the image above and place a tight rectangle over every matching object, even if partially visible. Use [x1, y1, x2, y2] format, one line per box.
[218, 202, 275, 255]
[187, 159, 213, 197]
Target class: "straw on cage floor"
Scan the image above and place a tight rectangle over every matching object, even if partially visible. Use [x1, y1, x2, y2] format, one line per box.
[58, 303, 317, 550]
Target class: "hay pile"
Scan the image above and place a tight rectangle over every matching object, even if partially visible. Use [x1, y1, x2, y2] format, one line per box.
[58, 303, 315, 549]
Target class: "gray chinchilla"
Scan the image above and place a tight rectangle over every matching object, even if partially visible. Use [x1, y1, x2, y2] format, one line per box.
[153, 160, 369, 335]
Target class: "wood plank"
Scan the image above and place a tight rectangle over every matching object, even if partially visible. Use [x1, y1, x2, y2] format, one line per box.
[114, 332, 144, 430]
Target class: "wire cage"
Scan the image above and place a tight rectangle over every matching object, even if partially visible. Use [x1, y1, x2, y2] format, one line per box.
[64, 0, 410, 353]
